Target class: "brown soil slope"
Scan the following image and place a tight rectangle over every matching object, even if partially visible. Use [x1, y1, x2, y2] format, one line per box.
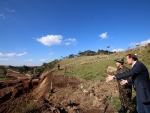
[0, 70, 118, 113]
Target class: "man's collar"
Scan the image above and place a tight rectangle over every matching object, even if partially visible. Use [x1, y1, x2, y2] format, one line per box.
[132, 61, 137, 67]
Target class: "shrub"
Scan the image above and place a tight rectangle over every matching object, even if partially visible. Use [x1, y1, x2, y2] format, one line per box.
[21, 102, 35, 113]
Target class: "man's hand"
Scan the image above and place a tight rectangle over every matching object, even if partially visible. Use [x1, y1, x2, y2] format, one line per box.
[106, 75, 114, 83]
[120, 80, 128, 85]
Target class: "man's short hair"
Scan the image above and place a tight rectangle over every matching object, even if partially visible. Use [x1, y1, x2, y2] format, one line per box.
[126, 53, 138, 61]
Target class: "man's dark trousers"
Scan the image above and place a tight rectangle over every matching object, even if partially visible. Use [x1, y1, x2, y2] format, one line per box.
[136, 96, 150, 113]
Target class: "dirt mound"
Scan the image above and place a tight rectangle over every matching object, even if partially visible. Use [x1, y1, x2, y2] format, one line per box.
[0, 70, 118, 113]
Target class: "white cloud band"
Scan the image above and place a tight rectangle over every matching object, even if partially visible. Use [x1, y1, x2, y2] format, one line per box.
[0, 52, 27, 57]
[130, 38, 150, 47]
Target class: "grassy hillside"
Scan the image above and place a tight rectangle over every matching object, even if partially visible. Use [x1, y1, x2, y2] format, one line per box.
[53, 45, 150, 81]
[52, 45, 150, 112]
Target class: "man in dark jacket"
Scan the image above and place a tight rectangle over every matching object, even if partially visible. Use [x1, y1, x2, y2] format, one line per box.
[106, 53, 150, 113]
[114, 58, 135, 113]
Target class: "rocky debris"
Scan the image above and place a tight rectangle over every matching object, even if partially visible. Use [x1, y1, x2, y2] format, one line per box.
[107, 66, 117, 75]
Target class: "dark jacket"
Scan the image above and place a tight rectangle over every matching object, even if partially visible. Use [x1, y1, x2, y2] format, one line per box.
[116, 61, 150, 103]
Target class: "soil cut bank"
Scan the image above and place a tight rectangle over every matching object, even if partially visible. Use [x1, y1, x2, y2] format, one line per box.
[0, 70, 118, 113]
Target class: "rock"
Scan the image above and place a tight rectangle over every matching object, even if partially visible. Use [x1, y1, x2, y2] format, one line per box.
[31, 79, 39, 88]
[107, 66, 117, 75]
[82, 89, 89, 96]
[23, 80, 30, 89]
[89, 92, 95, 97]
[92, 97, 101, 107]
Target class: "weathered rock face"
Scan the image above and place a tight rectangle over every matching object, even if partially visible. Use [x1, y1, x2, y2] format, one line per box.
[107, 66, 117, 75]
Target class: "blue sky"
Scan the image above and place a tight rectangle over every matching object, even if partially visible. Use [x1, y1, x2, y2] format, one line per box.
[0, 0, 150, 66]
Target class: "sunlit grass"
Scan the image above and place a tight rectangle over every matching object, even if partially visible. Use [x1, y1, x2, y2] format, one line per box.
[53, 45, 150, 81]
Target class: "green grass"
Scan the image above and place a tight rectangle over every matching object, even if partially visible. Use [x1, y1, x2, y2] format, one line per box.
[0, 69, 4, 76]
[19, 101, 36, 113]
[53, 45, 150, 81]
[54, 55, 115, 80]
[0, 77, 7, 81]
[110, 96, 121, 110]
[0, 67, 7, 81]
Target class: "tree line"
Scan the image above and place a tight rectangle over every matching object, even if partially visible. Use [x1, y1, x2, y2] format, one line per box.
[61, 49, 113, 59]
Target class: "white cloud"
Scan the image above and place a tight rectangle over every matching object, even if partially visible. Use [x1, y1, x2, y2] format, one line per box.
[65, 38, 76, 42]
[0, 58, 10, 61]
[48, 52, 54, 55]
[0, 53, 3, 56]
[64, 38, 77, 45]
[6, 53, 16, 57]
[0, 52, 27, 57]
[25, 59, 33, 62]
[36, 35, 77, 46]
[112, 48, 124, 52]
[5, 3, 15, 12]
[16, 52, 27, 56]
[36, 35, 63, 46]
[6, 8, 15, 12]
[99, 32, 108, 39]
[40, 59, 47, 62]
[65, 42, 70, 46]
[130, 38, 150, 47]
[0, 13, 5, 19]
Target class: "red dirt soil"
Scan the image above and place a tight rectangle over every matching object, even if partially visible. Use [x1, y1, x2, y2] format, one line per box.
[0, 70, 118, 113]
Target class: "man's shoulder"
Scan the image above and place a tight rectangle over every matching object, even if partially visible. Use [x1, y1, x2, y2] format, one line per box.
[123, 65, 130, 70]
[134, 61, 145, 67]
